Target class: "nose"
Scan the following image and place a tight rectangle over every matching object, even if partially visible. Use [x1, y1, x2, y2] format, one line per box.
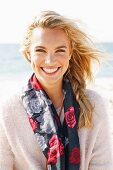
[44, 53, 56, 64]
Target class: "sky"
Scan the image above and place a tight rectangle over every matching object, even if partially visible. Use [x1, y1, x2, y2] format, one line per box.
[0, 0, 113, 43]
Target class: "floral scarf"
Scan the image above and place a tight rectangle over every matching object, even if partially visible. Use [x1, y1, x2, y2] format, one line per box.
[22, 74, 80, 170]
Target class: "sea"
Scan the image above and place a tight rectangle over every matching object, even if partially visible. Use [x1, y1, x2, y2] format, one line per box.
[0, 43, 113, 83]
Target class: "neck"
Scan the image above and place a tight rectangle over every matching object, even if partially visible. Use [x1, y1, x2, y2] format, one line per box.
[42, 81, 64, 109]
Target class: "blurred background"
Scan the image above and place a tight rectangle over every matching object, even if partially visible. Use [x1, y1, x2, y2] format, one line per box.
[0, 0, 113, 101]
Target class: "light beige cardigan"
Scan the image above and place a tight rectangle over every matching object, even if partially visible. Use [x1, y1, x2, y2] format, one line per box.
[0, 89, 113, 170]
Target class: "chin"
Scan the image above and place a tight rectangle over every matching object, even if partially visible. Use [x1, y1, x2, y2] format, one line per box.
[40, 77, 63, 86]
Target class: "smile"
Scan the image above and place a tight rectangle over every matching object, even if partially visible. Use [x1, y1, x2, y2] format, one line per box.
[41, 67, 60, 74]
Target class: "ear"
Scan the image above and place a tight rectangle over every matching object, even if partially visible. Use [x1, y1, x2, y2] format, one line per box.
[25, 51, 31, 62]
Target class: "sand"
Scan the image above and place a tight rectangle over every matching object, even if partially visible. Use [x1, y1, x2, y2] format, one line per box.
[88, 78, 113, 133]
[0, 77, 113, 106]
[0, 77, 113, 130]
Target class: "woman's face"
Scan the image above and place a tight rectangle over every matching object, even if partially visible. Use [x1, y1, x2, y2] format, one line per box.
[28, 28, 71, 88]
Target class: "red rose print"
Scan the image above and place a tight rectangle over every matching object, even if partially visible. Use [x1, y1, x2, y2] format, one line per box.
[30, 74, 43, 90]
[49, 134, 60, 147]
[48, 147, 59, 164]
[48, 134, 64, 164]
[69, 147, 80, 164]
[59, 144, 64, 155]
[28, 115, 38, 131]
[64, 106, 76, 128]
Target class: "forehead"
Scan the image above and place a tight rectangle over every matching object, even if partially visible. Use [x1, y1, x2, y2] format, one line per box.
[31, 27, 70, 46]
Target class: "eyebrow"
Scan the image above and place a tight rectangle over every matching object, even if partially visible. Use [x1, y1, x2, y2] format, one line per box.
[34, 46, 46, 50]
[34, 45, 67, 50]
[55, 46, 67, 49]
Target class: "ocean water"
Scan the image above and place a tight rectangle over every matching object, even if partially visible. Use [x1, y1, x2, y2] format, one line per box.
[0, 43, 113, 82]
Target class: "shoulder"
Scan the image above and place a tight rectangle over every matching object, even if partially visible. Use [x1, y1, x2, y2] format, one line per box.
[79, 89, 113, 169]
[85, 89, 108, 120]
[79, 89, 111, 137]
[83, 89, 111, 131]
[85, 88, 106, 106]
[0, 88, 24, 121]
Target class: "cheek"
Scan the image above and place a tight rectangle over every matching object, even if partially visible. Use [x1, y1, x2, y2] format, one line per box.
[31, 55, 39, 62]
[30, 56, 39, 70]
[60, 59, 70, 75]
[30, 55, 42, 66]
[65, 61, 70, 71]
[62, 57, 70, 67]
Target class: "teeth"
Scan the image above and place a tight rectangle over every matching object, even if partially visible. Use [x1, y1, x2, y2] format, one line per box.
[42, 68, 58, 73]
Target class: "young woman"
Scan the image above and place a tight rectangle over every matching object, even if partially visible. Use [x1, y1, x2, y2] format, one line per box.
[0, 10, 113, 170]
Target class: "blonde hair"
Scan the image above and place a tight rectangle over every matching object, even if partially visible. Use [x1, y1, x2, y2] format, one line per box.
[21, 10, 101, 129]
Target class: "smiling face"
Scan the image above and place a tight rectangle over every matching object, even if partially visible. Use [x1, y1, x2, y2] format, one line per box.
[27, 28, 71, 88]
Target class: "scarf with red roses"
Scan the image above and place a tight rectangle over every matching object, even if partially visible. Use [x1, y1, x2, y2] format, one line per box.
[21, 73, 80, 170]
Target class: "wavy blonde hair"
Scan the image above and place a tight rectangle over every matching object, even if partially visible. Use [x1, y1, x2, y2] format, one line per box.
[21, 10, 101, 129]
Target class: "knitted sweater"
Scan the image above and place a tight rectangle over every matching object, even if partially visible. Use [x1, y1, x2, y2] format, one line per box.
[0, 89, 113, 170]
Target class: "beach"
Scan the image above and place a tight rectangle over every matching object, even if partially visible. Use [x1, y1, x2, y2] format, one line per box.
[0, 77, 113, 116]
[0, 77, 113, 144]
[88, 77, 113, 135]
[0, 77, 113, 103]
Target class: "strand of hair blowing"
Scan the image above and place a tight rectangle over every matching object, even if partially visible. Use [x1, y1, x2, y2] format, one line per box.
[66, 44, 97, 129]
[63, 24, 100, 129]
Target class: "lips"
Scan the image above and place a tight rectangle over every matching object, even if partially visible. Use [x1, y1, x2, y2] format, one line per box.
[41, 67, 60, 74]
